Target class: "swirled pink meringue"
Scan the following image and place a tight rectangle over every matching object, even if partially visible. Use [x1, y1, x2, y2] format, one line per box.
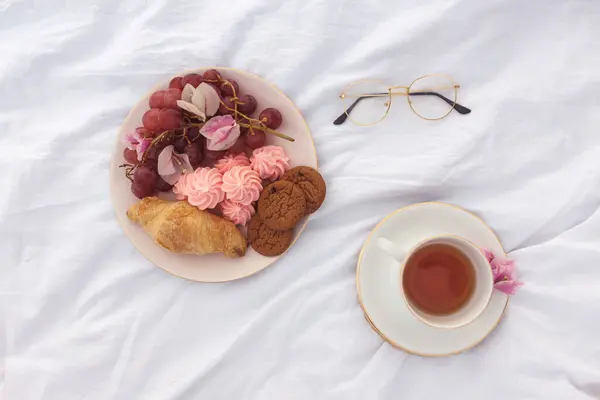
[173, 173, 191, 200]
[220, 200, 255, 225]
[215, 153, 250, 174]
[185, 167, 225, 210]
[221, 166, 262, 205]
[250, 145, 290, 180]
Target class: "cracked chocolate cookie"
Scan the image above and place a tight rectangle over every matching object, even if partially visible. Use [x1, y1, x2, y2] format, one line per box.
[281, 166, 326, 214]
[257, 180, 306, 231]
[247, 214, 294, 256]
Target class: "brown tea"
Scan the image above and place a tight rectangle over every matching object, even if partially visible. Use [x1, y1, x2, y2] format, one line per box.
[403, 243, 475, 316]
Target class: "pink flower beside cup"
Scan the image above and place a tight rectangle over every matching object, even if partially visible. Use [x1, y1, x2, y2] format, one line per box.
[482, 248, 523, 295]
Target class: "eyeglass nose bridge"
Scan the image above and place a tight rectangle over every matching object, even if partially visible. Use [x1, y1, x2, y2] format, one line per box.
[389, 85, 409, 96]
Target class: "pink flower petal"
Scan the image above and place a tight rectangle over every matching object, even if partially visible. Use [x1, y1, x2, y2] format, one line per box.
[481, 248, 495, 263]
[157, 145, 195, 185]
[181, 83, 195, 102]
[491, 257, 516, 282]
[174, 153, 193, 175]
[158, 145, 177, 176]
[177, 100, 206, 120]
[481, 247, 523, 295]
[123, 133, 138, 149]
[192, 83, 220, 118]
[494, 280, 523, 295]
[136, 138, 151, 161]
[201, 115, 240, 151]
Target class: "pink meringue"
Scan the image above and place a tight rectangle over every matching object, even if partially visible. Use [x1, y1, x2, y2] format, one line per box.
[250, 145, 290, 180]
[173, 172, 191, 200]
[221, 166, 262, 205]
[220, 200, 255, 225]
[184, 167, 225, 210]
[215, 153, 250, 174]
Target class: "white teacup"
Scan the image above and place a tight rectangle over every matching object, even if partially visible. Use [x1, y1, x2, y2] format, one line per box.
[377, 235, 493, 329]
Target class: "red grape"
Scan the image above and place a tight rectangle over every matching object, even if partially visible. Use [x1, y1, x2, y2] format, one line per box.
[244, 129, 266, 149]
[158, 109, 183, 130]
[174, 136, 188, 153]
[181, 73, 203, 88]
[143, 146, 159, 168]
[142, 109, 162, 131]
[123, 148, 139, 164]
[135, 165, 158, 186]
[187, 126, 202, 142]
[259, 108, 283, 129]
[203, 69, 221, 83]
[227, 136, 246, 155]
[185, 143, 204, 169]
[219, 80, 239, 97]
[156, 177, 173, 192]
[237, 95, 257, 115]
[149, 90, 166, 109]
[163, 88, 182, 109]
[132, 166, 158, 199]
[205, 148, 226, 163]
[131, 181, 153, 199]
[218, 96, 235, 115]
[169, 76, 184, 90]
[136, 126, 154, 138]
[207, 83, 221, 97]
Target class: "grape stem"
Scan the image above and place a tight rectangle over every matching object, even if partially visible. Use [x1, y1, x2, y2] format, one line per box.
[219, 80, 294, 142]
[238, 122, 294, 142]
[119, 163, 135, 182]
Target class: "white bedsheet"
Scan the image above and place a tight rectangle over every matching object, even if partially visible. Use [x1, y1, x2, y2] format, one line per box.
[3, 0, 600, 398]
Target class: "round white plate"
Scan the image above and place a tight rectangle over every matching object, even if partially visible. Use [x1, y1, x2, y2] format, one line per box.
[357, 202, 509, 357]
[110, 67, 318, 282]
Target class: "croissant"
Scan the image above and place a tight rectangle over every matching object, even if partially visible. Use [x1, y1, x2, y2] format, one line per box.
[127, 197, 247, 258]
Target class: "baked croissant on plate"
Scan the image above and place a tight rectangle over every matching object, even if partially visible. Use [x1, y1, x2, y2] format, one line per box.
[127, 197, 247, 258]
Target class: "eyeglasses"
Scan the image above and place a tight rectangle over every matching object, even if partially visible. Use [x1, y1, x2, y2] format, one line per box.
[334, 74, 471, 126]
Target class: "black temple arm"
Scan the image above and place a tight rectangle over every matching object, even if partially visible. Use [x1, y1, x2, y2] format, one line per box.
[408, 92, 471, 115]
[333, 92, 388, 126]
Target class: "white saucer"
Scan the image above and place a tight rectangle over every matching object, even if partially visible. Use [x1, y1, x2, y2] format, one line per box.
[357, 202, 509, 357]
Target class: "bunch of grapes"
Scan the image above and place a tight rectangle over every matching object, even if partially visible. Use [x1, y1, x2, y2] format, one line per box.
[124, 69, 286, 199]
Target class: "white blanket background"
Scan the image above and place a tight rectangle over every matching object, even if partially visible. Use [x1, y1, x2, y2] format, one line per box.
[2, 0, 600, 399]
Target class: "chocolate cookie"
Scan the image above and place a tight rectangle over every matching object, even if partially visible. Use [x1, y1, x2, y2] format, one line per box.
[247, 214, 294, 257]
[258, 180, 306, 231]
[281, 166, 326, 214]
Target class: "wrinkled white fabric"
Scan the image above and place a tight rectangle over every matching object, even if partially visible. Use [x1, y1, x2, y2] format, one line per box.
[2, 0, 600, 399]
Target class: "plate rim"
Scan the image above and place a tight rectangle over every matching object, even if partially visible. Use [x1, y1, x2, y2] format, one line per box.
[110, 66, 318, 283]
[356, 201, 509, 357]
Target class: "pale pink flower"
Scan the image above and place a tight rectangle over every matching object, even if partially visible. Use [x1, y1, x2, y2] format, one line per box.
[176, 83, 220, 121]
[157, 145, 194, 185]
[482, 248, 495, 263]
[200, 115, 241, 151]
[124, 130, 151, 161]
[481, 248, 523, 295]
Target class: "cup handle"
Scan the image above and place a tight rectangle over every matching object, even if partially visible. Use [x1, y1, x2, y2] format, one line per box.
[376, 237, 406, 262]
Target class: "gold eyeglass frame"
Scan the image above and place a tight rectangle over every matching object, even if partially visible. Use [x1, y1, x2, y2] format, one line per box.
[337, 74, 467, 127]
